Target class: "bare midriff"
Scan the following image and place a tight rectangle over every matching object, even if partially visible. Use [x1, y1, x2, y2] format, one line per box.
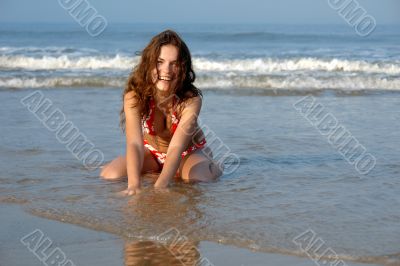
[143, 126, 206, 154]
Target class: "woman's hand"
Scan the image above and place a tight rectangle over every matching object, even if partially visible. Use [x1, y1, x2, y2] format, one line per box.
[120, 186, 141, 196]
[154, 178, 169, 189]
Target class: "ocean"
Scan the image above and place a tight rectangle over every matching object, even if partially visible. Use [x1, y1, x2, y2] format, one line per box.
[1, 23, 400, 92]
[1, 23, 399, 265]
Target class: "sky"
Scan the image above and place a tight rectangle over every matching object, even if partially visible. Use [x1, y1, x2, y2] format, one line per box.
[0, 0, 399, 24]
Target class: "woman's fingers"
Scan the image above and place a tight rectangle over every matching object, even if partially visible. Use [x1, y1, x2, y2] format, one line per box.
[117, 187, 141, 197]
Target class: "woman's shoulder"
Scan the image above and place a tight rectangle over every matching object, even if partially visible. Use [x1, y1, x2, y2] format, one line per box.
[182, 91, 202, 106]
[123, 90, 141, 112]
[124, 90, 137, 100]
[124, 90, 138, 103]
[176, 92, 202, 117]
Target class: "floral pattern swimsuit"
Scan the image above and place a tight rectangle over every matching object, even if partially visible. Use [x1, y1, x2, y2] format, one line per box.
[142, 98, 206, 169]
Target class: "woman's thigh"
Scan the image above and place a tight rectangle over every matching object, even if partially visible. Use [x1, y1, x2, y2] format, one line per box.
[100, 147, 160, 179]
[178, 147, 223, 182]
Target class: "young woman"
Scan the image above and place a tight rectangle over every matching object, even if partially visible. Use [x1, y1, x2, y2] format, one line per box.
[100, 30, 222, 195]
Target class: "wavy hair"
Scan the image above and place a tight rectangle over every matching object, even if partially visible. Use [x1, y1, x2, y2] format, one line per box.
[120, 29, 202, 131]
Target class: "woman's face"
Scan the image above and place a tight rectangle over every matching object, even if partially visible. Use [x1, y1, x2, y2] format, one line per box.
[152, 44, 179, 93]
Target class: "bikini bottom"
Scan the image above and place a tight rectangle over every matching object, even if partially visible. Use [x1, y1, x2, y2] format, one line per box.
[143, 138, 207, 169]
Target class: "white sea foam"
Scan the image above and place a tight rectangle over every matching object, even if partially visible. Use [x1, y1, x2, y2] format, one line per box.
[1, 52, 399, 90]
[0, 54, 137, 70]
[194, 57, 400, 75]
[1, 54, 399, 75]
[1, 75, 399, 91]
[0, 77, 125, 89]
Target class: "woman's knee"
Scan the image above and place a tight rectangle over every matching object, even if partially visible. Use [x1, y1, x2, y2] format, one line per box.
[181, 159, 222, 182]
[100, 156, 127, 180]
[209, 160, 223, 178]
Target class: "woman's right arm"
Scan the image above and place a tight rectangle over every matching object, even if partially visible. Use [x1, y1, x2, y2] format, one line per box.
[124, 91, 144, 192]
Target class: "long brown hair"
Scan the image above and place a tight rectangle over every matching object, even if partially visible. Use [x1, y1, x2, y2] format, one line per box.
[120, 29, 202, 131]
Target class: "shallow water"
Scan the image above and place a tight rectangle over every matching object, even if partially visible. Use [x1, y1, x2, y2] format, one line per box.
[1, 88, 399, 265]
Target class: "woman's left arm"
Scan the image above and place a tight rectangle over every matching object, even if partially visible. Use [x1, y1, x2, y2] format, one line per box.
[154, 96, 202, 188]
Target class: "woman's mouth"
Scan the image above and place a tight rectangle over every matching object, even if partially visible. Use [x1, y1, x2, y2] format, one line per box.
[158, 76, 173, 81]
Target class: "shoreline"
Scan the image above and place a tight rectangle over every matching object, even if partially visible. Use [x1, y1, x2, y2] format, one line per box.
[1, 203, 383, 266]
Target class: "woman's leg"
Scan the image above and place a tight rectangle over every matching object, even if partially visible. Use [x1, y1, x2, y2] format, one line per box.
[100, 147, 160, 180]
[178, 147, 223, 182]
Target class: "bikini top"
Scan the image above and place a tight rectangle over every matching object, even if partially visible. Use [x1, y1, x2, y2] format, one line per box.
[142, 98, 179, 135]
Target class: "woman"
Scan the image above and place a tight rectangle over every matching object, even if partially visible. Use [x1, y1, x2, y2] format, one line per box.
[100, 30, 222, 195]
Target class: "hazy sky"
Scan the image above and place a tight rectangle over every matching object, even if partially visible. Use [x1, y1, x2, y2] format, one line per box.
[0, 0, 399, 24]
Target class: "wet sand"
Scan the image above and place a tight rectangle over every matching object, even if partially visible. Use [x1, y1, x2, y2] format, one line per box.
[1, 204, 383, 266]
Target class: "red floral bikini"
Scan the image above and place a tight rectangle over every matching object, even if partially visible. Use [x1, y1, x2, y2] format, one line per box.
[142, 98, 206, 169]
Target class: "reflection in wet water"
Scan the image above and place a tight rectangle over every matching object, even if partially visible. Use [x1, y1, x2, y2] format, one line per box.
[124, 240, 200, 266]
[122, 183, 205, 233]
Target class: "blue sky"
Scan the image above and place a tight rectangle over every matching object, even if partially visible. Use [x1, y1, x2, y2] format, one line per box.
[0, 0, 399, 24]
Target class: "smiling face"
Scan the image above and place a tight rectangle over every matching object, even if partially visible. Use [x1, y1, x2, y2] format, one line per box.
[152, 44, 179, 93]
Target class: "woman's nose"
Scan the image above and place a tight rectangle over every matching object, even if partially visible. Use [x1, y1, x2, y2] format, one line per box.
[159, 63, 172, 75]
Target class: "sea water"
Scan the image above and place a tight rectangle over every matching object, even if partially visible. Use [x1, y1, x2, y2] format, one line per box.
[1, 23, 399, 265]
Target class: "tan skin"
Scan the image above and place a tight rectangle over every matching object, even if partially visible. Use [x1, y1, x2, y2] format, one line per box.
[100, 45, 223, 195]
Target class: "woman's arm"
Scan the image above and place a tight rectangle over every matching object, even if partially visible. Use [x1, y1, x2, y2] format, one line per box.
[154, 96, 202, 188]
[124, 91, 144, 191]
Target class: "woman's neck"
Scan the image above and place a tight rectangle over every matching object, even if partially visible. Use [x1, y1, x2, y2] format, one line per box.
[154, 90, 176, 113]
[154, 90, 174, 104]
